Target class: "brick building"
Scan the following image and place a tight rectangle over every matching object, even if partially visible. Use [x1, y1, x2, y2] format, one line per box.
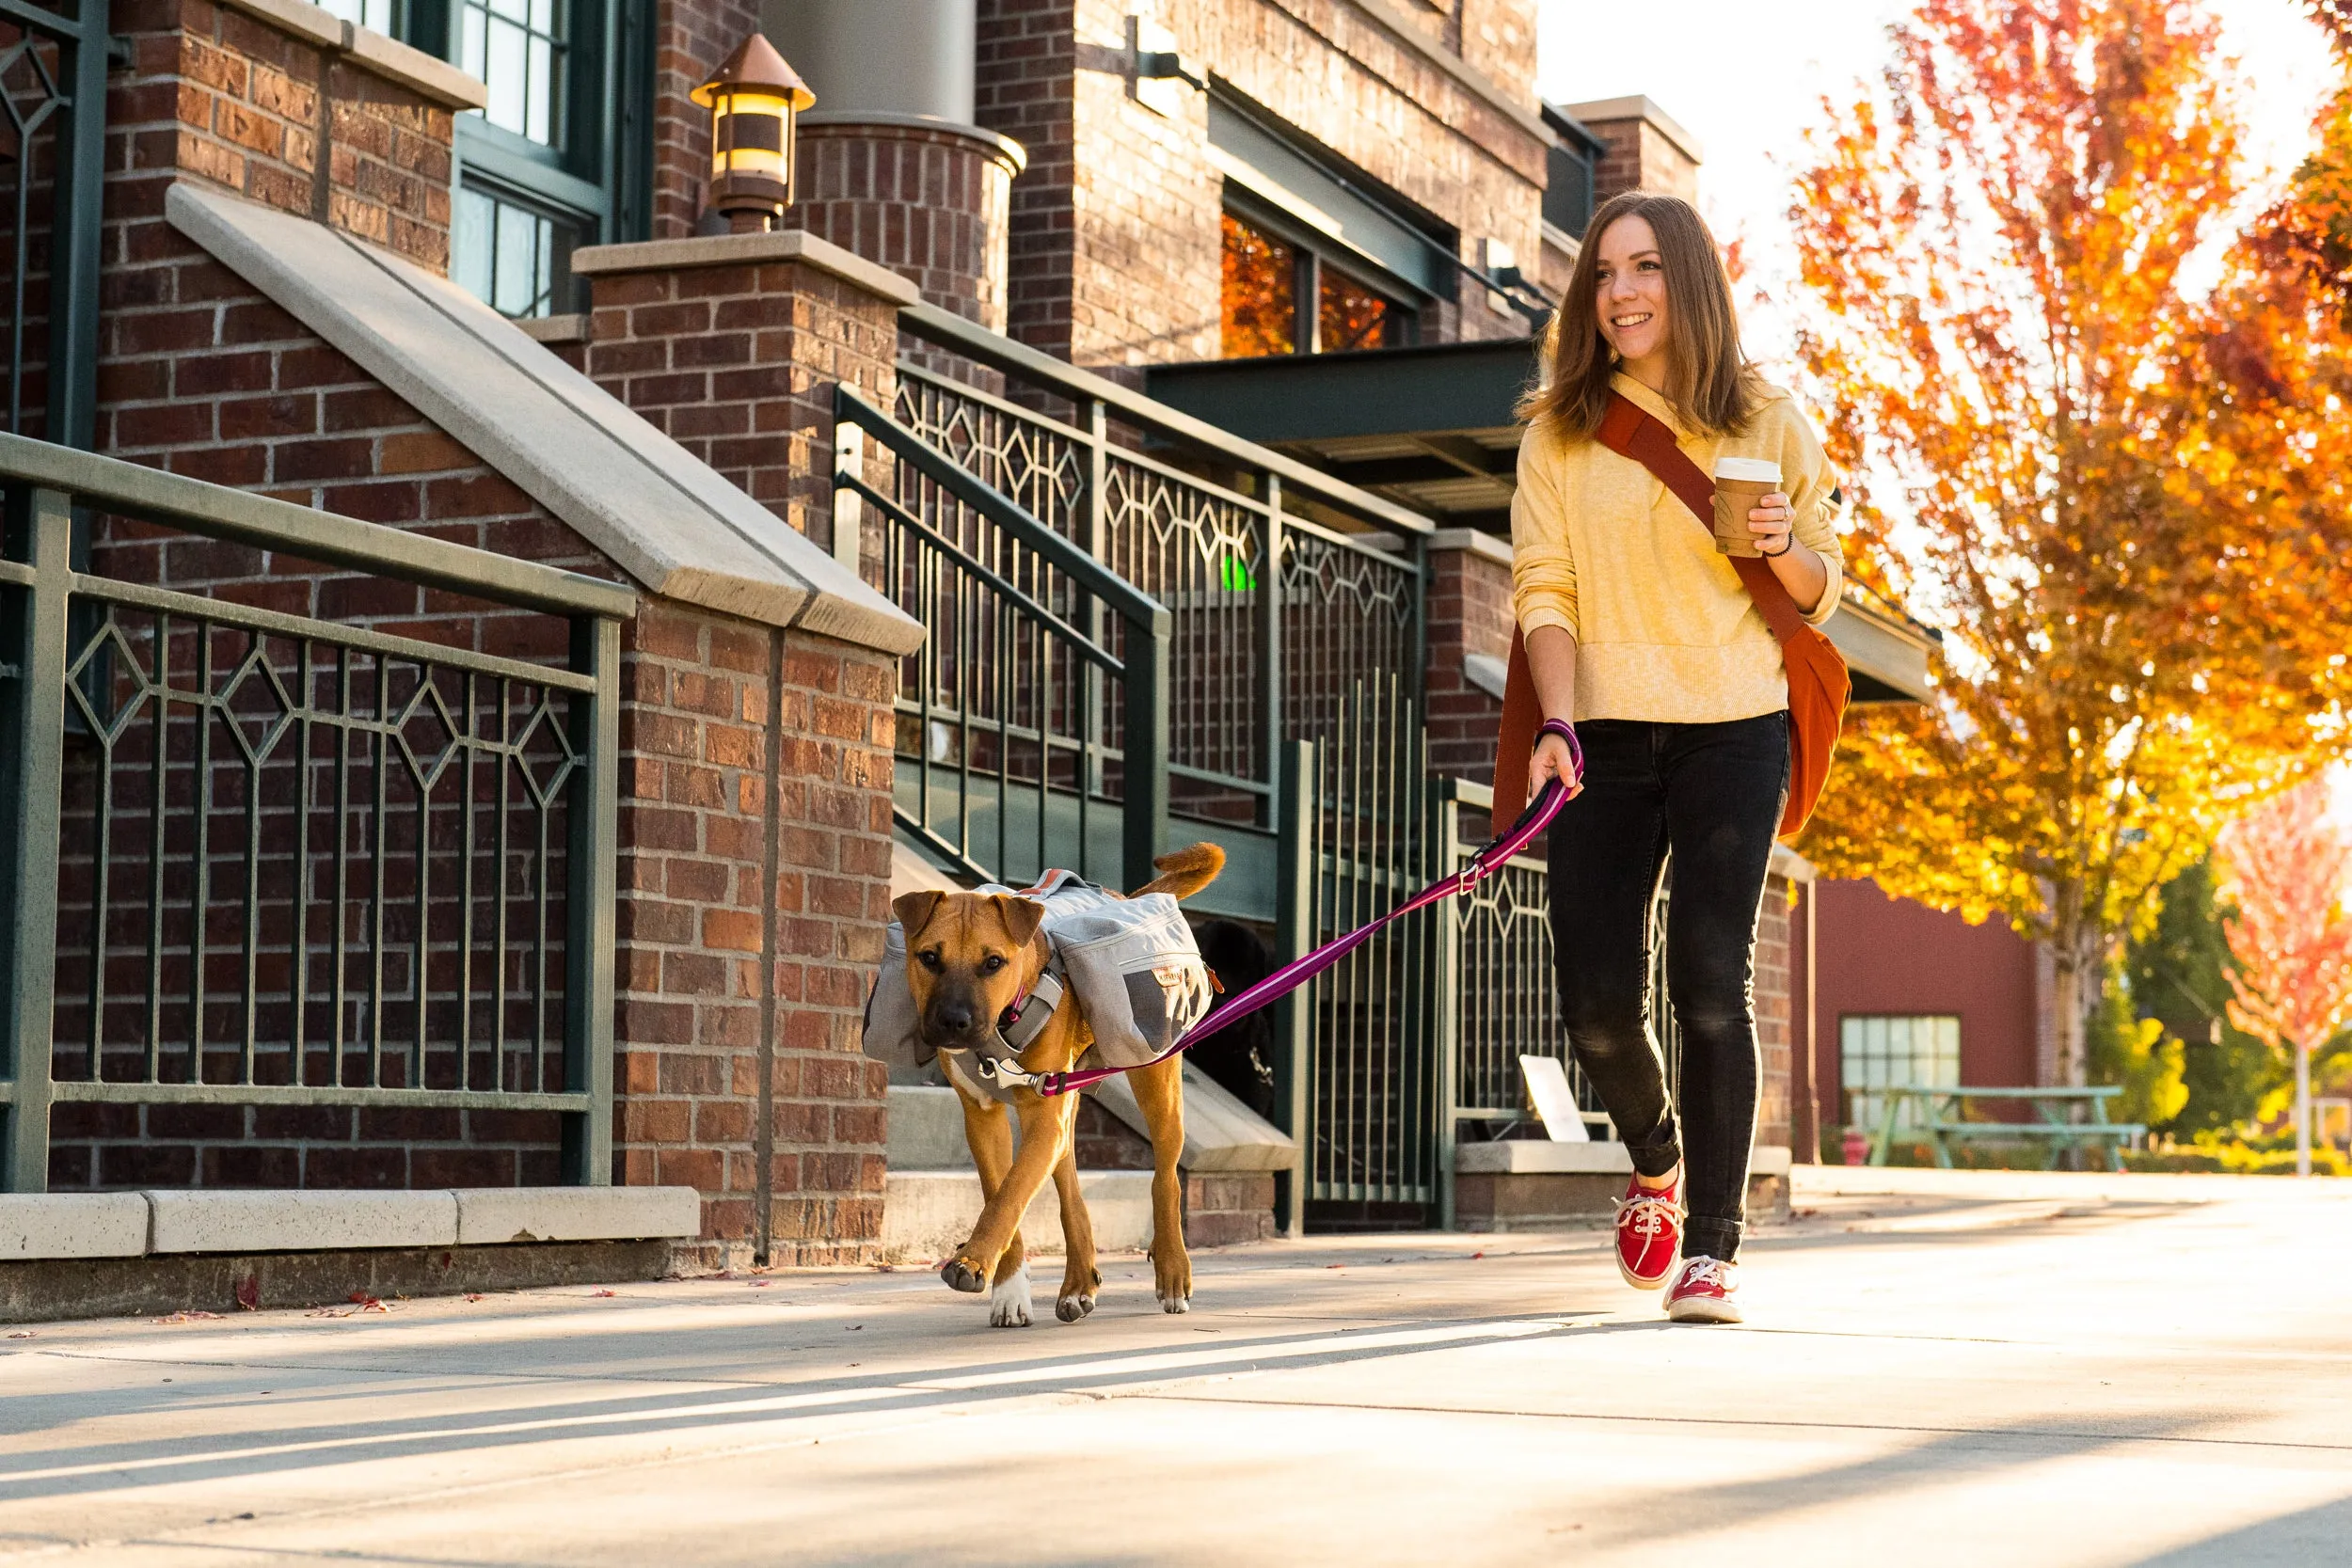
[0, 0, 1947, 1312]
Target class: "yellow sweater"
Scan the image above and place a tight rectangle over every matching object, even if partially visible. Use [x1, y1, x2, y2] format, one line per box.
[1511, 372, 1844, 724]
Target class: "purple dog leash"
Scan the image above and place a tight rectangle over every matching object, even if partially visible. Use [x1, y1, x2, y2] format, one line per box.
[985, 724, 1581, 1099]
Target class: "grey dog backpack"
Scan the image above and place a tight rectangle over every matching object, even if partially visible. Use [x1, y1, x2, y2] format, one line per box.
[864, 869, 1214, 1095]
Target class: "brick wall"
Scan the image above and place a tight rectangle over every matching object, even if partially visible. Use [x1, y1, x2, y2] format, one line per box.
[976, 0, 1078, 358]
[577, 236, 908, 560]
[1577, 107, 1701, 206]
[975, 0, 1548, 369]
[789, 121, 1024, 330]
[615, 607, 897, 1265]
[651, 0, 762, 238]
[1422, 534, 1511, 781]
[59, 0, 907, 1266]
[1757, 874, 1795, 1153]
[112, 0, 461, 277]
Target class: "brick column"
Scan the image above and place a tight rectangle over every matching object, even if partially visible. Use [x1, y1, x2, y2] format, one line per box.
[1423, 529, 1514, 784]
[572, 228, 918, 1266]
[788, 116, 1025, 331]
[1566, 95, 1703, 204]
[109, 0, 485, 279]
[571, 230, 920, 558]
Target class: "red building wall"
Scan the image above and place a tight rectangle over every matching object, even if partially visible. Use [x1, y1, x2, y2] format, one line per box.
[1810, 879, 2044, 1136]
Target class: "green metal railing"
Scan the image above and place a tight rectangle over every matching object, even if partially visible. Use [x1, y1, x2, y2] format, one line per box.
[894, 304, 1428, 832]
[0, 435, 635, 1193]
[834, 384, 1172, 893]
[1, 0, 108, 448]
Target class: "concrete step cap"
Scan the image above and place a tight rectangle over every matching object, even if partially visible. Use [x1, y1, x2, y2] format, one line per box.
[0, 1194, 151, 1261]
[453, 1186, 700, 1244]
[146, 1189, 458, 1255]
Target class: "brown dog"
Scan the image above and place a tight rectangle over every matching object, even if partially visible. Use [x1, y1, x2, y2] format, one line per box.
[891, 845, 1224, 1326]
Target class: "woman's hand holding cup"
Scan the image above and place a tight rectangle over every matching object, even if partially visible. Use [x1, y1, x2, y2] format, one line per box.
[1745, 491, 1793, 556]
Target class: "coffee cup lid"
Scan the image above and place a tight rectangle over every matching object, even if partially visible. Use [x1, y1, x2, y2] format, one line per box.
[1713, 457, 1781, 483]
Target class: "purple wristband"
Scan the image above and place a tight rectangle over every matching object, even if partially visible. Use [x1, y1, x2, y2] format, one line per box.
[1536, 717, 1584, 784]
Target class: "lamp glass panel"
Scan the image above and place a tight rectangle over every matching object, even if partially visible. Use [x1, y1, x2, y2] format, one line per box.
[711, 91, 793, 182]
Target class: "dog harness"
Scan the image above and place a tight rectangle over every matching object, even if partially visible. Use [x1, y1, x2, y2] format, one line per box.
[864, 868, 1215, 1098]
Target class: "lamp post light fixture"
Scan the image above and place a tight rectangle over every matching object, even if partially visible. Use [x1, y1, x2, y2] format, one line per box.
[692, 33, 815, 232]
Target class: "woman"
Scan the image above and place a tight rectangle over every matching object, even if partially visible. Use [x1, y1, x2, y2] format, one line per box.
[1514, 190, 1841, 1324]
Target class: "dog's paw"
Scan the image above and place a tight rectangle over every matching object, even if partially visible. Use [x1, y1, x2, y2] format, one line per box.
[1055, 1291, 1096, 1323]
[940, 1255, 988, 1294]
[989, 1263, 1033, 1328]
[1152, 1247, 1192, 1314]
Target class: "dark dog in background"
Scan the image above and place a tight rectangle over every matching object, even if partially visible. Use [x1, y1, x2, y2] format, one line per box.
[1190, 920, 1279, 1120]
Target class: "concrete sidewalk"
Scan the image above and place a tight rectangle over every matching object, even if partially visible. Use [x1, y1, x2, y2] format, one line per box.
[3, 1167, 2347, 1566]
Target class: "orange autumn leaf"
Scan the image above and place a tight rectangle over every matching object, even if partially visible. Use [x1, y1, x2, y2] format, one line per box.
[1785, 0, 2352, 1083]
[2217, 782, 2352, 1061]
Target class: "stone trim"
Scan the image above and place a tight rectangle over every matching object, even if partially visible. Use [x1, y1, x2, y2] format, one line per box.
[1426, 526, 1514, 567]
[0, 1187, 699, 1260]
[1772, 846, 1817, 885]
[167, 182, 923, 655]
[1562, 95, 1705, 165]
[516, 312, 592, 344]
[215, 0, 491, 110]
[1457, 1142, 1793, 1176]
[570, 230, 924, 309]
[1343, 0, 1552, 149]
[798, 110, 1030, 176]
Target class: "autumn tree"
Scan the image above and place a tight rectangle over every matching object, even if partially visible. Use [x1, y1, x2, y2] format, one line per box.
[2217, 781, 2352, 1175]
[1785, 0, 2352, 1084]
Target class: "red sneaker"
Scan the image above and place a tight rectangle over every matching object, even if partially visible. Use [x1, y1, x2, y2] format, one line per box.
[1612, 1171, 1684, 1290]
[1665, 1256, 1741, 1323]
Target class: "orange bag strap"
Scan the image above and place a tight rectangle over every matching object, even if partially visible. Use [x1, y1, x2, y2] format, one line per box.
[1594, 393, 1811, 646]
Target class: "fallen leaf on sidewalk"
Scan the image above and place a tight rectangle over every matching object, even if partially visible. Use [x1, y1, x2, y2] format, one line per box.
[347, 1291, 389, 1312]
[152, 1311, 223, 1324]
[591, 1290, 617, 1298]
[465, 1293, 486, 1303]
[5, 1330, 34, 1339]
[1471, 1252, 1485, 1259]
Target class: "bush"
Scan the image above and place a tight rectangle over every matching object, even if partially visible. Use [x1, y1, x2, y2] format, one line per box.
[2123, 1132, 2349, 1176]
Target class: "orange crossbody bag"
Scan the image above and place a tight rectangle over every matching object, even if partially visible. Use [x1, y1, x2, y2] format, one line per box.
[1492, 391, 1850, 838]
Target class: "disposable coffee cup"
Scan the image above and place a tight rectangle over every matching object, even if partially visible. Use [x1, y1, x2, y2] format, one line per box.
[1711, 457, 1781, 559]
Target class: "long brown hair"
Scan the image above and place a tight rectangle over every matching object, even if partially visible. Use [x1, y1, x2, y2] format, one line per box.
[1519, 191, 1767, 442]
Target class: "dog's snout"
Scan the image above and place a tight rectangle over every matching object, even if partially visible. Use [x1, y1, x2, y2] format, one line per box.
[934, 1000, 976, 1035]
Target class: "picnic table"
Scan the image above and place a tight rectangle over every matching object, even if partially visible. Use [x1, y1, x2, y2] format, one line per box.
[1867, 1085, 2145, 1172]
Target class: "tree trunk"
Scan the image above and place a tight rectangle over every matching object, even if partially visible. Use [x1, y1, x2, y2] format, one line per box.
[2049, 882, 2092, 1089]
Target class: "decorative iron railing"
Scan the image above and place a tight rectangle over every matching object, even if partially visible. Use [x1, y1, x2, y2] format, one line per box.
[892, 304, 1427, 831]
[834, 384, 1171, 892]
[0, 0, 106, 448]
[0, 436, 634, 1193]
[1273, 680, 1444, 1230]
[1436, 777, 1608, 1173]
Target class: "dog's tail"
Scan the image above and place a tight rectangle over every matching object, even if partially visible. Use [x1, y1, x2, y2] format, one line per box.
[1133, 842, 1224, 901]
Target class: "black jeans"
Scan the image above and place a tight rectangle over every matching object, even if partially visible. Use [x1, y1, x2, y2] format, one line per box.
[1545, 712, 1789, 1262]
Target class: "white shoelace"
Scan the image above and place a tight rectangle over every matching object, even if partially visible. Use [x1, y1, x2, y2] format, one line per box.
[1677, 1256, 1733, 1292]
[1613, 1190, 1685, 1238]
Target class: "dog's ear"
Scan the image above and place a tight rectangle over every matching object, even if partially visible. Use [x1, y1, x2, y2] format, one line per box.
[991, 895, 1046, 952]
[891, 890, 946, 939]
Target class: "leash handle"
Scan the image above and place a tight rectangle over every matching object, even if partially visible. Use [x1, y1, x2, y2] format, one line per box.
[999, 780, 1572, 1098]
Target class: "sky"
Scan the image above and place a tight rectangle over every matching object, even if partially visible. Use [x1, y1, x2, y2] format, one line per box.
[1535, 0, 2340, 371]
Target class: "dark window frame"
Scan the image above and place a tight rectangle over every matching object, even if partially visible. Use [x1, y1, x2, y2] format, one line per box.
[400, 0, 653, 315]
[1221, 194, 1422, 359]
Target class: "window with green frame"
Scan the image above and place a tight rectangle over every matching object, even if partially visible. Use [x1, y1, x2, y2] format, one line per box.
[326, 0, 652, 316]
